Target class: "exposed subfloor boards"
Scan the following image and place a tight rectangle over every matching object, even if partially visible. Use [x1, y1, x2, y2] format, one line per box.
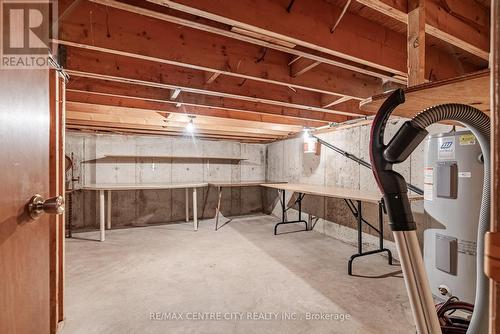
[63, 214, 414, 334]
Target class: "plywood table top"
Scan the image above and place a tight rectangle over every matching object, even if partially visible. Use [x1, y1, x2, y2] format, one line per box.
[83, 182, 208, 190]
[208, 181, 287, 187]
[262, 183, 422, 204]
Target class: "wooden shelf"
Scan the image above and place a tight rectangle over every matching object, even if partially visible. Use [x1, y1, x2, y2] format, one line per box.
[360, 70, 490, 118]
[83, 154, 247, 162]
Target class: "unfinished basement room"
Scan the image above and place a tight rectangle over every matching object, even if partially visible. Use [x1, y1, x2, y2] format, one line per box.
[1, 0, 500, 333]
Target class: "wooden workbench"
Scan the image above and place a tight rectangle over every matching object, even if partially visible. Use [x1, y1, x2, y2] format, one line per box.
[83, 182, 208, 241]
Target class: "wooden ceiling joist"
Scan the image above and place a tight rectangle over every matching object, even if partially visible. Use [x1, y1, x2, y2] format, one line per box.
[356, 0, 489, 60]
[66, 110, 292, 137]
[57, 0, 490, 142]
[146, 0, 408, 75]
[145, 0, 484, 80]
[65, 88, 341, 126]
[65, 77, 345, 123]
[66, 126, 269, 143]
[205, 71, 221, 84]
[63, 47, 366, 117]
[59, 1, 386, 99]
[66, 102, 305, 134]
[85, 0, 406, 84]
[290, 58, 322, 78]
[66, 117, 283, 140]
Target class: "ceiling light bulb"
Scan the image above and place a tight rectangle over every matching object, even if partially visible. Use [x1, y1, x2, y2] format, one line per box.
[186, 119, 195, 133]
[303, 128, 311, 140]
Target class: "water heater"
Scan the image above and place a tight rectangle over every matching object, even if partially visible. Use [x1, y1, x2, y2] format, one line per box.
[423, 130, 483, 304]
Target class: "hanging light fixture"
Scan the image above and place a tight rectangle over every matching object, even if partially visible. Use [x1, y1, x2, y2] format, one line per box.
[302, 128, 311, 140]
[185, 115, 196, 133]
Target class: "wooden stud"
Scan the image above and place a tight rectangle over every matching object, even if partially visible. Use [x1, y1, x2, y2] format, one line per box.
[290, 58, 321, 77]
[488, 0, 499, 331]
[205, 71, 221, 84]
[170, 88, 181, 100]
[407, 0, 426, 86]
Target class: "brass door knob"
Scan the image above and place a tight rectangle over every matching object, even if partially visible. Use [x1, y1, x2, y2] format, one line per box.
[28, 194, 65, 220]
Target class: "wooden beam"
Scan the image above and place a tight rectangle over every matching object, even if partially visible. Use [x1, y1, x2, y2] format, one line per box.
[290, 58, 321, 77]
[356, 0, 489, 60]
[66, 109, 293, 137]
[66, 116, 284, 140]
[66, 101, 304, 133]
[230, 26, 296, 48]
[170, 88, 181, 100]
[147, 0, 408, 75]
[408, 0, 426, 86]
[67, 125, 271, 142]
[66, 77, 348, 123]
[64, 78, 347, 126]
[65, 87, 342, 126]
[59, 1, 386, 98]
[205, 71, 220, 84]
[488, 0, 500, 331]
[84, 0, 405, 84]
[321, 95, 352, 108]
[145, 0, 486, 74]
[63, 46, 365, 117]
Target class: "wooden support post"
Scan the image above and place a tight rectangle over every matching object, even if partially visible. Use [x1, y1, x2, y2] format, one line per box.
[407, 0, 426, 86]
[487, 0, 500, 331]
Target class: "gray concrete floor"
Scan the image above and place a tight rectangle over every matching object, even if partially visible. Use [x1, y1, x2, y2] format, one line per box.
[62, 214, 415, 334]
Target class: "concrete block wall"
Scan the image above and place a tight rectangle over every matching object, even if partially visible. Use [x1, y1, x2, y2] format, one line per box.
[66, 132, 267, 230]
[265, 118, 454, 257]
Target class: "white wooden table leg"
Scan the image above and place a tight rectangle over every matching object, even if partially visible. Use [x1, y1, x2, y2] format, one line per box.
[106, 190, 112, 230]
[215, 186, 222, 231]
[185, 188, 189, 222]
[99, 190, 105, 242]
[193, 187, 198, 231]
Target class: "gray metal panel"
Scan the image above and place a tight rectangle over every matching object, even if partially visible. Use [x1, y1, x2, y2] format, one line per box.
[435, 233, 458, 275]
[436, 162, 458, 199]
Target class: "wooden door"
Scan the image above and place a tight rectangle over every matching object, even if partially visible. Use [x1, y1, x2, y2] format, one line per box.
[0, 69, 62, 333]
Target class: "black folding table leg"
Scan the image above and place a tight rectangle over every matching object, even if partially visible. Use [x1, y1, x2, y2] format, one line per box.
[274, 191, 308, 235]
[347, 200, 393, 275]
[379, 201, 393, 265]
[348, 200, 363, 275]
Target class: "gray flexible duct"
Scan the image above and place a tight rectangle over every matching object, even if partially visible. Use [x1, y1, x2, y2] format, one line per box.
[411, 103, 490, 334]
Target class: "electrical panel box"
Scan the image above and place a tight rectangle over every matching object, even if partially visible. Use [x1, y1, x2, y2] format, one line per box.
[436, 161, 458, 199]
